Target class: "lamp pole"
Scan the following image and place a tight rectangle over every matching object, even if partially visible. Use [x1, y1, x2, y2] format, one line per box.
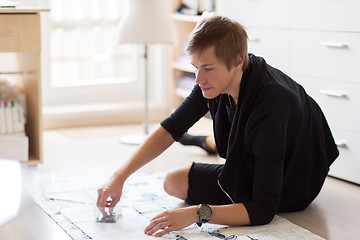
[117, 0, 175, 145]
[143, 44, 149, 136]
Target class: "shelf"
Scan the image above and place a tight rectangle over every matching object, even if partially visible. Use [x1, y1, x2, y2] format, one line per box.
[23, 158, 41, 165]
[0, 7, 50, 14]
[0, 71, 25, 75]
[172, 13, 203, 23]
[171, 12, 198, 107]
[176, 87, 192, 99]
[0, 9, 45, 164]
[172, 62, 195, 73]
[171, 7, 211, 108]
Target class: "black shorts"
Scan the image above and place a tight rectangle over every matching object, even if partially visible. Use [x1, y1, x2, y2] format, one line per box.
[186, 162, 233, 205]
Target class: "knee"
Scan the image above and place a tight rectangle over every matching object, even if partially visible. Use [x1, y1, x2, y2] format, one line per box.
[163, 165, 191, 200]
[163, 172, 176, 196]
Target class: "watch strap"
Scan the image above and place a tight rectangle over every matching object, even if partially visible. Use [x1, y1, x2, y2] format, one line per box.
[196, 204, 212, 227]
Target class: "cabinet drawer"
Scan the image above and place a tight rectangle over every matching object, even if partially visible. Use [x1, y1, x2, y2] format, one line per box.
[247, 28, 290, 74]
[0, 14, 40, 52]
[329, 130, 360, 185]
[290, 0, 360, 32]
[217, 0, 289, 28]
[290, 30, 360, 83]
[295, 76, 360, 134]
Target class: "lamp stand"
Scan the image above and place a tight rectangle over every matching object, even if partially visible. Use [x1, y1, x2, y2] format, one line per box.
[120, 45, 149, 145]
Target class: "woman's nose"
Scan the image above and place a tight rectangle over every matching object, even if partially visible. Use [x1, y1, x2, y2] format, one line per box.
[195, 71, 203, 85]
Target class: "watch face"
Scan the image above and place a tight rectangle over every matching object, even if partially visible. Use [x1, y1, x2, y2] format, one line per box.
[198, 204, 212, 221]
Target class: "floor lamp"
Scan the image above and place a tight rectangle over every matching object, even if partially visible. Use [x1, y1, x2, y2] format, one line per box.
[117, 0, 175, 145]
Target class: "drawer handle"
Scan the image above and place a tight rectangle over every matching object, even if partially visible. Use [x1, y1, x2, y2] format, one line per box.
[335, 141, 347, 148]
[0, 31, 15, 37]
[320, 89, 347, 98]
[320, 42, 348, 48]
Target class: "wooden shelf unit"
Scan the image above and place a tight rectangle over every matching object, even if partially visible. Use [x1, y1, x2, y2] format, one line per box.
[171, 9, 200, 108]
[0, 7, 49, 164]
[171, 0, 216, 107]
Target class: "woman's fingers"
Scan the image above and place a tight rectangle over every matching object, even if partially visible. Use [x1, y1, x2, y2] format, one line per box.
[96, 187, 121, 216]
[154, 227, 173, 237]
[144, 215, 168, 235]
[144, 207, 198, 237]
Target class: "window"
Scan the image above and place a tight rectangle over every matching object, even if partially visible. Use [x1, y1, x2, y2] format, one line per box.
[49, 0, 132, 87]
[41, 0, 172, 128]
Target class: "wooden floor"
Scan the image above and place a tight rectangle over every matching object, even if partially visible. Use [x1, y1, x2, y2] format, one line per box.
[1, 119, 360, 239]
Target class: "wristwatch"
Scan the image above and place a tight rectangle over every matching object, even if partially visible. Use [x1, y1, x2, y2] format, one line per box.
[196, 204, 212, 227]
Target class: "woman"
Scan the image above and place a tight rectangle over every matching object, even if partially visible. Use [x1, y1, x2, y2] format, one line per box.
[97, 16, 339, 237]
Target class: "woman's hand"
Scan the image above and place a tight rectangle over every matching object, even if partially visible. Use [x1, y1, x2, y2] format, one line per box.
[144, 206, 198, 237]
[96, 173, 124, 216]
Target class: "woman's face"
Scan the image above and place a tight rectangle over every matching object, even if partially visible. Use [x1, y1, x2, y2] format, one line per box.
[190, 46, 243, 100]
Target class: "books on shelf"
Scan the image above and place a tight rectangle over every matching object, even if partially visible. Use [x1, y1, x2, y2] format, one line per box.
[176, 73, 195, 98]
[0, 100, 25, 135]
[0, 100, 27, 161]
[0, 1, 21, 8]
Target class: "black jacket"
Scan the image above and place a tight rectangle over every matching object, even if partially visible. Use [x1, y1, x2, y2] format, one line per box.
[161, 54, 339, 225]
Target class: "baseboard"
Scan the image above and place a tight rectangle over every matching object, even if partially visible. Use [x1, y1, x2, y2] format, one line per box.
[43, 104, 170, 129]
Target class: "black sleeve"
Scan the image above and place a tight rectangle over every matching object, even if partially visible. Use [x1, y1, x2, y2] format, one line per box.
[243, 86, 297, 225]
[161, 84, 209, 141]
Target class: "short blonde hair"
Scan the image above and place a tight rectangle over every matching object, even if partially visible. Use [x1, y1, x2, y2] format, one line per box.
[187, 16, 249, 71]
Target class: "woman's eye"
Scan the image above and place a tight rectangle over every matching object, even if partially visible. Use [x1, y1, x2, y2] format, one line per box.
[205, 68, 213, 71]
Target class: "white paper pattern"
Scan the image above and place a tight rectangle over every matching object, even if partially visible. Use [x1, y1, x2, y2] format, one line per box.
[30, 172, 324, 240]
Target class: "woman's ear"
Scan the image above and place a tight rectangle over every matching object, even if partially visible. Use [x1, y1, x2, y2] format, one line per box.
[235, 54, 244, 68]
[235, 55, 244, 69]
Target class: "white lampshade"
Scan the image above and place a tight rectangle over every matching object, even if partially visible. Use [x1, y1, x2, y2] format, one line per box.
[118, 0, 176, 44]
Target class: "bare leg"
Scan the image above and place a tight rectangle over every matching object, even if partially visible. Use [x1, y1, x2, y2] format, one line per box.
[163, 164, 192, 200]
[205, 136, 216, 153]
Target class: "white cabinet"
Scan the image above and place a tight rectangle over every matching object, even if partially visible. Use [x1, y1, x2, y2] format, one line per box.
[296, 76, 360, 134]
[217, 0, 289, 29]
[331, 130, 360, 184]
[217, 0, 360, 184]
[290, 31, 360, 83]
[247, 28, 290, 74]
[290, 0, 360, 32]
